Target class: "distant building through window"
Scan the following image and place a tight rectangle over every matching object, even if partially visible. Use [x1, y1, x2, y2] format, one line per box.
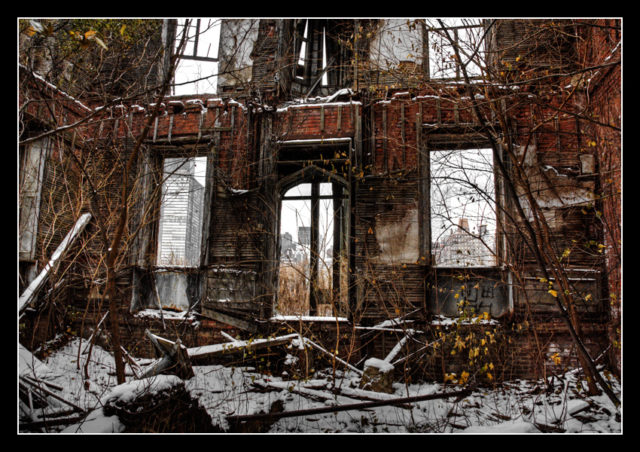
[430, 148, 496, 267]
[157, 157, 206, 267]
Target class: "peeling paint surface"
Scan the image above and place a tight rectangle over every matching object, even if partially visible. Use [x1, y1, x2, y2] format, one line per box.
[374, 208, 419, 264]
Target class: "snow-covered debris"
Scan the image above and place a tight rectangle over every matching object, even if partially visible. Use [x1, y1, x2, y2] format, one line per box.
[99, 375, 184, 406]
[19, 344, 52, 378]
[21, 336, 621, 434]
[61, 408, 124, 433]
[364, 357, 394, 373]
[133, 308, 197, 322]
[463, 420, 541, 433]
[188, 333, 299, 361]
[270, 314, 349, 323]
[360, 358, 395, 394]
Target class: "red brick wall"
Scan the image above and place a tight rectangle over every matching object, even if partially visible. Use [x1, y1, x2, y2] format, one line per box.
[574, 19, 621, 374]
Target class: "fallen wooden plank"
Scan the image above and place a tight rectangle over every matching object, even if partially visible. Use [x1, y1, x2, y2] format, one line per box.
[226, 388, 472, 427]
[333, 386, 413, 409]
[252, 381, 351, 405]
[22, 375, 64, 392]
[20, 377, 86, 413]
[299, 337, 363, 375]
[19, 213, 91, 314]
[20, 415, 86, 431]
[187, 333, 299, 363]
[383, 331, 414, 364]
[201, 307, 259, 333]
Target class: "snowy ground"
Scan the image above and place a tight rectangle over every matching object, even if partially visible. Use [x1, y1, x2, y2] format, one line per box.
[19, 337, 621, 434]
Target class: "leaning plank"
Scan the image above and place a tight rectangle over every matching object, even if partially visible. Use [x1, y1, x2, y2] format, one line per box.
[299, 337, 363, 375]
[19, 213, 91, 314]
[383, 331, 414, 364]
[226, 388, 472, 427]
[187, 333, 299, 363]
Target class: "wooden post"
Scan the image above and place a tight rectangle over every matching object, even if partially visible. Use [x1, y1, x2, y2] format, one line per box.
[309, 181, 320, 315]
[332, 182, 342, 314]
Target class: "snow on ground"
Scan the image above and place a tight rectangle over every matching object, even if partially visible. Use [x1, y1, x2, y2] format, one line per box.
[20, 337, 622, 434]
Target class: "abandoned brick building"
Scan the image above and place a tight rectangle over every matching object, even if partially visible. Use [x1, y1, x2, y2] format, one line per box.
[18, 19, 621, 384]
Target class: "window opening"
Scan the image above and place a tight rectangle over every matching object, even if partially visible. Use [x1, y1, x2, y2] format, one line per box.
[173, 18, 220, 95]
[430, 148, 496, 267]
[296, 19, 309, 80]
[426, 19, 483, 80]
[321, 27, 329, 86]
[278, 181, 348, 316]
[157, 156, 207, 267]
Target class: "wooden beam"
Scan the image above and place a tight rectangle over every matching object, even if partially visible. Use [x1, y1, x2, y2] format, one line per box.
[19, 213, 92, 314]
[309, 181, 320, 315]
[226, 388, 472, 426]
[188, 333, 299, 362]
[201, 307, 259, 333]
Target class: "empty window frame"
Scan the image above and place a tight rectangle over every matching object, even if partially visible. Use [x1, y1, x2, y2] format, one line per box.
[296, 19, 310, 80]
[173, 18, 220, 95]
[369, 19, 425, 70]
[294, 20, 332, 88]
[430, 148, 497, 267]
[425, 19, 484, 80]
[157, 156, 207, 267]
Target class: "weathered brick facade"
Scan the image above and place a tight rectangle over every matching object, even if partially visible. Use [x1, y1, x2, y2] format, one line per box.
[19, 19, 621, 381]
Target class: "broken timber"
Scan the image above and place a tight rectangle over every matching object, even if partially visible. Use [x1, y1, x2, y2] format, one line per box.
[226, 388, 472, 428]
[142, 330, 194, 380]
[187, 333, 299, 365]
[20, 376, 86, 414]
[19, 213, 92, 315]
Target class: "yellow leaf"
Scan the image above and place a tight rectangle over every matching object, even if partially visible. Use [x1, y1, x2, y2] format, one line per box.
[94, 36, 108, 50]
[84, 30, 97, 39]
[548, 289, 558, 298]
[120, 24, 126, 35]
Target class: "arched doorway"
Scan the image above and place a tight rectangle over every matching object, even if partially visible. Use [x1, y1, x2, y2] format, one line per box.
[276, 166, 350, 317]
